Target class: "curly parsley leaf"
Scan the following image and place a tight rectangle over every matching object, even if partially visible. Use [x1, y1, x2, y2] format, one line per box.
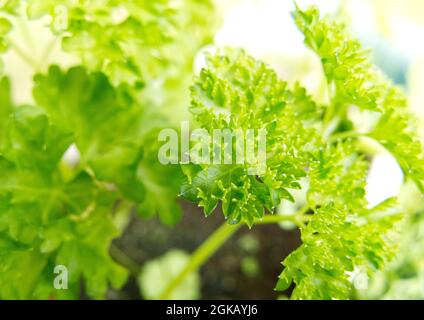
[294, 4, 424, 190]
[276, 142, 401, 299]
[182, 49, 319, 227]
[368, 90, 424, 191]
[292, 4, 382, 111]
[26, 0, 218, 86]
[273, 4, 424, 300]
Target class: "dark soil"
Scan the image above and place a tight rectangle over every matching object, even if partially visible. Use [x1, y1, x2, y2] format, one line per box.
[107, 201, 301, 300]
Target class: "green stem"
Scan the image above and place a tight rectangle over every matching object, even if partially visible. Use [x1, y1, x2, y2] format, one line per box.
[321, 75, 336, 136]
[257, 210, 310, 227]
[110, 243, 141, 276]
[159, 222, 240, 299]
[159, 213, 307, 300]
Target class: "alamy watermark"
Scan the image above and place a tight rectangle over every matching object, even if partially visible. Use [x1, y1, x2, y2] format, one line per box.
[158, 121, 267, 175]
[53, 265, 68, 290]
[52, 5, 69, 32]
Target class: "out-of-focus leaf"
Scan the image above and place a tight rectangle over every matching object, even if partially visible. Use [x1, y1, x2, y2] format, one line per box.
[138, 250, 200, 300]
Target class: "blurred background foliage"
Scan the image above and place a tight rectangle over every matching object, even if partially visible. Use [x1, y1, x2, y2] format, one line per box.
[1, 0, 424, 299]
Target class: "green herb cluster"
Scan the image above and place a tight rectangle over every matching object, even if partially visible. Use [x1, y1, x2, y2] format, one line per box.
[0, 1, 423, 300]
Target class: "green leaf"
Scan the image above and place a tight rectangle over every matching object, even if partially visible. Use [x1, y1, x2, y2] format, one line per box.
[272, 5, 420, 299]
[2, 105, 73, 174]
[293, 4, 424, 191]
[292, 4, 382, 111]
[136, 130, 183, 226]
[0, 8, 14, 70]
[33, 66, 184, 224]
[0, 104, 128, 299]
[33, 66, 145, 203]
[0, 77, 13, 140]
[0, 17, 12, 58]
[183, 48, 319, 226]
[278, 201, 401, 299]
[369, 97, 424, 191]
[138, 249, 200, 300]
[307, 141, 368, 211]
[27, 0, 218, 86]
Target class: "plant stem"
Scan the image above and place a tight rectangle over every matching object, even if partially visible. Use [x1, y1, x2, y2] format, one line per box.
[39, 37, 59, 71]
[257, 211, 310, 227]
[159, 222, 241, 299]
[17, 14, 36, 53]
[159, 213, 307, 300]
[109, 243, 141, 276]
[10, 40, 40, 70]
